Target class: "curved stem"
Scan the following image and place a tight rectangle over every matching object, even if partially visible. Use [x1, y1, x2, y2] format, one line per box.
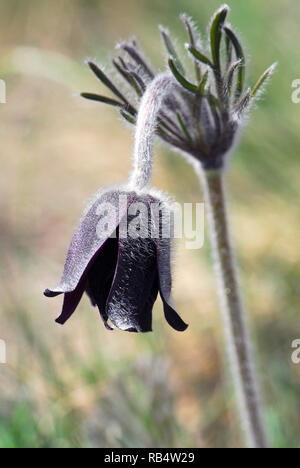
[201, 168, 268, 448]
[130, 72, 174, 191]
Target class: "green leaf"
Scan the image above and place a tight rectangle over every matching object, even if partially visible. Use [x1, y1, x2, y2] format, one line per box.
[224, 27, 245, 98]
[157, 114, 183, 140]
[180, 14, 196, 45]
[209, 93, 221, 110]
[120, 109, 136, 124]
[225, 35, 233, 69]
[251, 63, 277, 98]
[234, 87, 251, 117]
[180, 14, 201, 81]
[207, 93, 221, 135]
[168, 58, 198, 93]
[176, 113, 193, 145]
[120, 43, 154, 79]
[188, 46, 214, 69]
[81, 93, 123, 107]
[130, 71, 146, 94]
[197, 70, 209, 95]
[210, 5, 229, 68]
[87, 61, 129, 105]
[224, 59, 242, 96]
[112, 59, 143, 97]
[159, 26, 186, 76]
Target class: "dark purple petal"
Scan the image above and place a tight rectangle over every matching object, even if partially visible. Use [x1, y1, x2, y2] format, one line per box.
[157, 239, 188, 331]
[143, 271, 159, 326]
[149, 201, 188, 332]
[161, 300, 188, 332]
[86, 237, 119, 330]
[55, 277, 87, 325]
[45, 189, 131, 296]
[44, 289, 61, 298]
[105, 236, 158, 332]
[156, 237, 188, 332]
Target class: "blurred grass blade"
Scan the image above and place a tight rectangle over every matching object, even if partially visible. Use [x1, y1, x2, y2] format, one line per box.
[81, 93, 123, 107]
[160, 26, 186, 76]
[180, 14, 201, 81]
[224, 27, 245, 98]
[210, 5, 229, 68]
[188, 46, 214, 69]
[88, 61, 129, 104]
[176, 113, 193, 145]
[168, 58, 198, 93]
[197, 70, 209, 95]
[251, 63, 277, 98]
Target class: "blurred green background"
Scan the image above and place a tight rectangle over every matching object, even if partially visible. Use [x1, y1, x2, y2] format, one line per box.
[0, 0, 299, 448]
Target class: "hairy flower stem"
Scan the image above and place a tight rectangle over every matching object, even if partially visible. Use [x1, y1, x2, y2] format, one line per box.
[130, 73, 174, 191]
[202, 169, 268, 449]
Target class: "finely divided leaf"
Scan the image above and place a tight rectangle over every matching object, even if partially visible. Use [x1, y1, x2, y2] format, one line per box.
[159, 26, 186, 76]
[210, 5, 229, 68]
[176, 113, 193, 145]
[120, 109, 136, 124]
[197, 70, 209, 95]
[120, 43, 155, 79]
[81, 93, 123, 107]
[180, 14, 201, 81]
[224, 59, 242, 96]
[88, 61, 129, 104]
[113, 59, 143, 96]
[168, 58, 198, 93]
[224, 27, 245, 99]
[251, 63, 277, 98]
[234, 87, 251, 117]
[225, 34, 233, 69]
[188, 46, 214, 68]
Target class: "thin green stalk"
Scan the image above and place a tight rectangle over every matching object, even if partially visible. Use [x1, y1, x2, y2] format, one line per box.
[201, 169, 268, 449]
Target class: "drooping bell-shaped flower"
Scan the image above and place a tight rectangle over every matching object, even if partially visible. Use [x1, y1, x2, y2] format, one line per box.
[45, 73, 188, 333]
[45, 189, 187, 332]
[81, 4, 276, 170]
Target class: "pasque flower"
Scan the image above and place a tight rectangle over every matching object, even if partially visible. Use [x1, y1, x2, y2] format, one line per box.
[44, 189, 187, 333]
[80, 4, 275, 446]
[82, 5, 276, 170]
[45, 74, 188, 333]
[43, 3, 276, 448]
